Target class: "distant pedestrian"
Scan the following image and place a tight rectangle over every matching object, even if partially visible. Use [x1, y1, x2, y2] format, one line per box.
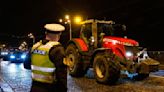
[30, 23, 67, 92]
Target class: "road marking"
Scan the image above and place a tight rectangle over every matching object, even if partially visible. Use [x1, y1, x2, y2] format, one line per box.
[150, 75, 164, 79]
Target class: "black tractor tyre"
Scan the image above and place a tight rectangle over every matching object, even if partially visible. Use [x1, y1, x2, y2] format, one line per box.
[66, 44, 86, 77]
[93, 53, 120, 84]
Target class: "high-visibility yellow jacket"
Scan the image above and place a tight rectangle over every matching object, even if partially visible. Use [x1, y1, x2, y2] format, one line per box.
[31, 40, 60, 83]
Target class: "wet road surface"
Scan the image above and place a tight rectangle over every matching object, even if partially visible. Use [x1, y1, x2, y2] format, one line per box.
[0, 61, 164, 92]
[67, 69, 164, 92]
[0, 61, 31, 92]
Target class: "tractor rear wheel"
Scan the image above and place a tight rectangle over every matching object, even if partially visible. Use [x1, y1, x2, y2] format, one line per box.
[66, 44, 85, 77]
[93, 52, 120, 84]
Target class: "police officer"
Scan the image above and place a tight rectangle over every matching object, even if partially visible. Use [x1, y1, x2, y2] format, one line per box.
[30, 23, 67, 92]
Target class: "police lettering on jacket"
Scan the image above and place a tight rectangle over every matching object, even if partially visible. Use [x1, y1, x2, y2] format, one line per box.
[32, 49, 46, 55]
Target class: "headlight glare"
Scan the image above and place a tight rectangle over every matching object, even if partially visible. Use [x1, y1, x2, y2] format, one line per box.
[126, 51, 133, 57]
[21, 54, 26, 59]
[10, 55, 15, 59]
[1, 52, 8, 55]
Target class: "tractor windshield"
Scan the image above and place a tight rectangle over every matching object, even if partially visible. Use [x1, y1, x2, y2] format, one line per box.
[97, 23, 126, 37]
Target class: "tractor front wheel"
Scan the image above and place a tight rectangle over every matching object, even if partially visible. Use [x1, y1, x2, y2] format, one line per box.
[66, 44, 85, 77]
[93, 53, 120, 84]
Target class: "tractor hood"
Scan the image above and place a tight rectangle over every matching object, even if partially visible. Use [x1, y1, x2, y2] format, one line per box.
[103, 36, 139, 46]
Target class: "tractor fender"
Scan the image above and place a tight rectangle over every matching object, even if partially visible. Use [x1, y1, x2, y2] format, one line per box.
[113, 47, 126, 58]
[91, 47, 125, 64]
[67, 38, 88, 52]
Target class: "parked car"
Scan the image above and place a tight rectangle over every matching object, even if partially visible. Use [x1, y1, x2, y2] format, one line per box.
[0, 50, 9, 61]
[8, 51, 27, 63]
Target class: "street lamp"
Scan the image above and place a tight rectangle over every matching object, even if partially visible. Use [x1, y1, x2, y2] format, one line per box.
[65, 15, 72, 40]
[59, 19, 63, 23]
[74, 16, 82, 24]
[59, 15, 72, 40]
[2, 44, 6, 48]
[59, 15, 83, 40]
[65, 15, 70, 20]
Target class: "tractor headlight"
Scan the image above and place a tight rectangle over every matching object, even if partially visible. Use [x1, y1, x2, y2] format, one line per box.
[10, 55, 15, 59]
[126, 51, 133, 57]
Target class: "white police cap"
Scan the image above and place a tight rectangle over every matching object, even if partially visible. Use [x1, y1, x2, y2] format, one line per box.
[44, 24, 65, 32]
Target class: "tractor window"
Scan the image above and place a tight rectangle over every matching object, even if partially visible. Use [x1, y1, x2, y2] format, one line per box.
[97, 23, 126, 37]
[112, 24, 126, 37]
[97, 23, 114, 36]
[82, 24, 92, 38]
[80, 23, 92, 44]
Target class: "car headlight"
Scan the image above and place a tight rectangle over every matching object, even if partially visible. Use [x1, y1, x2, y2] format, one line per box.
[126, 51, 133, 57]
[10, 55, 15, 59]
[1, 52, 8, 55]
[21, 54, 26, 59]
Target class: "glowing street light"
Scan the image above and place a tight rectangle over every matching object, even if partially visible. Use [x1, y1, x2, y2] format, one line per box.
[65, 15, 70, 20]
[64, 15, 72, 40]
[59, 15, 83, 40]
[59, 15, 72, 40]
[59, 19, 63, 23]
[2, 44, 6, 47]
[74, 16, 82, 24]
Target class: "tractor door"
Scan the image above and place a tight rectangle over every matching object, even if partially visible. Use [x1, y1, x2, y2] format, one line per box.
[80, 23, 93, 48]
[97, 23, 114, 47]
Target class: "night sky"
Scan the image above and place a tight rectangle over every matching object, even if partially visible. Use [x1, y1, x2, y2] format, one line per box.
[0, 0, 164, 50]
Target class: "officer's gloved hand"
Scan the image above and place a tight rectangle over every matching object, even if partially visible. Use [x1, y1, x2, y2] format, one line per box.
[63, 58, 71, 66]
[63, 58, 67, 65]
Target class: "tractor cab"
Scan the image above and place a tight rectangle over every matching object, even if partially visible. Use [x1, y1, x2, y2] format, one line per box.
[80, 19, 127, 48]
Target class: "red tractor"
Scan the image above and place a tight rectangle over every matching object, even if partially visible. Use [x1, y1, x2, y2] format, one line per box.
[65, 19, 159, 84]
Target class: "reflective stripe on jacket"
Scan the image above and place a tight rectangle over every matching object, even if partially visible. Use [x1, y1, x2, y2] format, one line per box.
[31, 41, 60, 83]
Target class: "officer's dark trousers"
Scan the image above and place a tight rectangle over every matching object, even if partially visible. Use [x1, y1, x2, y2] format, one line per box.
[30, 81, 67, 92]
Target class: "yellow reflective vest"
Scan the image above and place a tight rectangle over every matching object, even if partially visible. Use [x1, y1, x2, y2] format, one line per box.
[31, 40, 60, 83]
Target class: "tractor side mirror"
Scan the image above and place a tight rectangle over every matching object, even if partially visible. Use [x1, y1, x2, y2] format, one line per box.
[122, 24, 126, 31]
[100, 33, 105, 37]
